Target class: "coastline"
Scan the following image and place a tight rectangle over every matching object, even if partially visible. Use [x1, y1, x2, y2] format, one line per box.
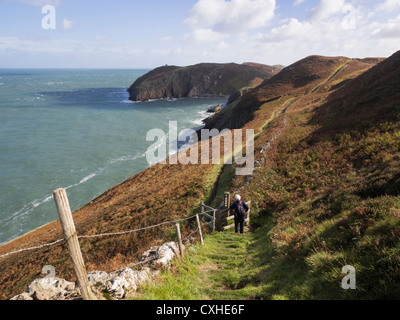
[0, 98, 226, 250]
[129, 94, 230, 103]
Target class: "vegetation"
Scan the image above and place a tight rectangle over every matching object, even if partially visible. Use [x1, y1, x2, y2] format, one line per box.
[134, 52, 400, 300]
[1, 51, 399, 300]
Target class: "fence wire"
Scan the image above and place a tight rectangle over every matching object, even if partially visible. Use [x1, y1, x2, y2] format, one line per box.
[0, 208, 215, 260]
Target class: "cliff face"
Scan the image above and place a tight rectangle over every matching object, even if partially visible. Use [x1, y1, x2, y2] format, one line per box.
[128, 63, 281, 101]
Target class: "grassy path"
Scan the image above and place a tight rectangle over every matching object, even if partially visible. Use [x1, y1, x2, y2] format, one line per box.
[194, 230, 255, 300]
[133, 227, 273, 300]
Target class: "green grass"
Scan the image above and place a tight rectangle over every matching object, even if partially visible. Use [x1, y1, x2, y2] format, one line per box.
[133, 190, 400, 300]
[209, 164, 234, 208]
[133, 230, 259, 300]
[130, 212, 348, 300]
[134, 60, 400, 300]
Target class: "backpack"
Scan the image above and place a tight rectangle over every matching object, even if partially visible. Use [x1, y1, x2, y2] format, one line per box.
[237, 201, 247, 219]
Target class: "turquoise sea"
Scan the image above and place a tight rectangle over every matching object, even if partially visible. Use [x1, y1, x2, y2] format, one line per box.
[0, 69, 227, 245]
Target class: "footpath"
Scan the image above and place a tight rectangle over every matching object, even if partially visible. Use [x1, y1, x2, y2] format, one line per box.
[133, 227, 262, 300]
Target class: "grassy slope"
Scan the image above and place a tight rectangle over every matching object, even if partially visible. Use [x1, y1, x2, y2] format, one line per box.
[0, 153, 226, 299]
[134, 53, 400, 300]
[1, 52, 398, 300]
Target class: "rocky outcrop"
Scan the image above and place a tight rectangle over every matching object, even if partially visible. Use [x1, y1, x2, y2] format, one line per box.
[207, 104, 222, 113]
[128, 63, 281, 101]
[11, 241, 181, 300]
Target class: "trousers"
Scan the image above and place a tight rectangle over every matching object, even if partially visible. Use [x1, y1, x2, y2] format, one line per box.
[235, 217, 245, 234]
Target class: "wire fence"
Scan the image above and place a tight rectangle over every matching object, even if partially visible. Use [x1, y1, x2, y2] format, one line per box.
[0, 208, 215, 261]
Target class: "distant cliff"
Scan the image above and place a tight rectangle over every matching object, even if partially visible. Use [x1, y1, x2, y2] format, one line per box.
[128, 62, 281, 101]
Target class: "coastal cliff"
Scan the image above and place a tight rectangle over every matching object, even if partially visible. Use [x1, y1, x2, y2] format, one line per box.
[2, 52, 400, 300]
[127, 62, 281, 101]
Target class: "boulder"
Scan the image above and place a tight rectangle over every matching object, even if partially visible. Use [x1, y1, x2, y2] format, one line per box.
[9, 240, 179, 300]
[141, 242, 180, 269]
[106, 267, 152, 299]
[11, 277, 78, 301]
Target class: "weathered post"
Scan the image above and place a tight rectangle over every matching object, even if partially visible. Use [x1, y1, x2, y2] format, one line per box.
[53, 188, 95, 300]
[175, 223, 184, 257]
[224, 192, 231, 208]
[246, 201, 251, 227]
[196, 214, 204, 245]
[212, 209, 216, 232]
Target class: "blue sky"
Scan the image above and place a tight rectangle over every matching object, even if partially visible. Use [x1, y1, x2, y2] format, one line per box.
[0, 0, 400, 68]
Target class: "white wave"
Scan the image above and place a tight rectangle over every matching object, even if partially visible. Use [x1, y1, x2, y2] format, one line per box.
[3, 193, 54, 226]
[191, 117, 206, 126]
[66, 169, 103, 190]
[108, 152, 146, 164]
[79, 173, 97, 184]
[32, 194, 53, 208]
[4, 169, 101, 227]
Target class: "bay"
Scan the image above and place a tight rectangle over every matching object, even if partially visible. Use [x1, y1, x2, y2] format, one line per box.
[0, 69, 226, 244]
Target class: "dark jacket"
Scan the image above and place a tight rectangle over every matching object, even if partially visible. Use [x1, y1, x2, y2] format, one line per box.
[229, 200, 249, 220]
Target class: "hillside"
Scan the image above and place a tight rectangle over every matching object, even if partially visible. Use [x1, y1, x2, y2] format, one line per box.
[203, 55, 381, 131]
[1, 51, 399, 300]
[0, 157, 223, 299]
[226, 52, 400, 298]
[132, 51, 400, 300]
[127, 62, 281, 101]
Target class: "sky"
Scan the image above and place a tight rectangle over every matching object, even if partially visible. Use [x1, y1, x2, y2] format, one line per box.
[0, 0, 400, 68]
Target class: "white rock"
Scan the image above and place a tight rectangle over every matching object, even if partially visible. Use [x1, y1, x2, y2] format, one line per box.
[9, 240, 178, 300]
[88, 271, 110, 291]
[24, 277, 77, 300]
[10, 292, 34, 301]
[153, 242, 180, 268]
[106, 267, 152, 299]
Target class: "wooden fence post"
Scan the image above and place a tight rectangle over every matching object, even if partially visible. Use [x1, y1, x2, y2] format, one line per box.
[212, 209, 216, 232]
[196, 214, 204, 245]
[175, 223, 184, 257]
[224, 192, 231, 208]
[245, 201, 251, 227]
[53, 188, 95, 301]
[200, 202, 205, 214]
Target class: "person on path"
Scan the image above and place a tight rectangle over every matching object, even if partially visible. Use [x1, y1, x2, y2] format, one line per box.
[229, 195, 249, 234]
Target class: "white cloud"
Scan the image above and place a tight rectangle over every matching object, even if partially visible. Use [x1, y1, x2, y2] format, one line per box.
[95, 35, 108, 41]
[185, 0, 276, 32]
[11, 0, 61, 7]
[307, 0, 347, 22]
[293, 0, 306, 6]
[378, 0, 400, 12]
[62, 18, 74, 30]
[184, 28, 229, 42]
[371, 14, 400, 39]
[160, 36, 174, 42]
[261, 18, 311, 42]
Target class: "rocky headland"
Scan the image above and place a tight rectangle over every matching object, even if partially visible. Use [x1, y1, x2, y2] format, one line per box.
[127, 62, 282, 101]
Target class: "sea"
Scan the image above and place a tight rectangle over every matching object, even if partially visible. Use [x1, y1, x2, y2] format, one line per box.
[0, 69, 227, 245]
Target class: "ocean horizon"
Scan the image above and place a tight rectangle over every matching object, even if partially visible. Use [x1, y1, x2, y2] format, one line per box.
[0, 68, 227, 245]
